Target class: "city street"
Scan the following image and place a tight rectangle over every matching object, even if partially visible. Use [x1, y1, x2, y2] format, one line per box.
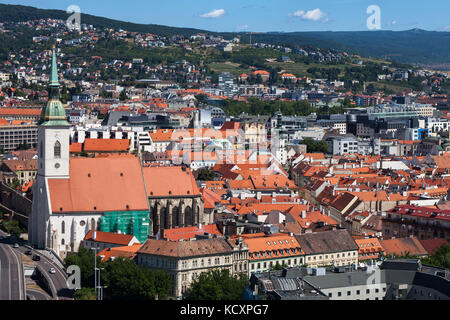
[0, 229, 72, 300]
[0, 241, 24, 300]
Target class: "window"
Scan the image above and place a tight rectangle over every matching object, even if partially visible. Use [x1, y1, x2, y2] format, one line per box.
[328, 293, 332, 298]
[61, 221, 65, 234]
[54, 141, 61, 159]
[356, 290, 360, 295]
[338, 292, 342, 297]
[347, 291, 351, 296]
[366, 289, 370, 294]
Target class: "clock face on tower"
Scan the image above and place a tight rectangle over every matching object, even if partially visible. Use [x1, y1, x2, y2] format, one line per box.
[55, 163, 60, 169]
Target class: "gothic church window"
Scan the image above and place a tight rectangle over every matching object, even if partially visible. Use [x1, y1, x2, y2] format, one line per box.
[54, 141, 61, 159]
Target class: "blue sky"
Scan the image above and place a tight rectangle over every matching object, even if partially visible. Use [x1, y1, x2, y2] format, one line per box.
[2, 0, 449, 32]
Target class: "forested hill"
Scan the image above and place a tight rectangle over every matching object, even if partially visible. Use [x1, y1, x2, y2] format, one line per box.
[247, 29, 450, 65]
[0, 3, 213, 37]
[1, 3, 449, 65]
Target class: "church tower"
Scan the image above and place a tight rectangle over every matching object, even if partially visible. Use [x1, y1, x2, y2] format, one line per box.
[37, 46, 71, 179]
[29, 46, 71, 249]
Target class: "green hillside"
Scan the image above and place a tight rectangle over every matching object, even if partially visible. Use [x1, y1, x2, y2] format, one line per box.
[0, 3, 449, 65]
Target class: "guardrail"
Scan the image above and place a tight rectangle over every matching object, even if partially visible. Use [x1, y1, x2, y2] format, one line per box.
[35, 265, 57, 299]
[47, 249, 66, 270]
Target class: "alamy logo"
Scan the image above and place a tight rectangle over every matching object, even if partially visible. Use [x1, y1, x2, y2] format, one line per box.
[366, 5, 381, 30]
[66, 265, 81, 290]
[66, 5, 81, 32]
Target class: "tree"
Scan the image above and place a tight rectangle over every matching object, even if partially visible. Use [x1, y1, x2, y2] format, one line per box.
[421, 244, 450, 269]
[64, 247, 104, 288]
[73, 287, 97, 300]
[119, 89, 129, 101]
[300, 138, 330, 153]
[270, 261, 288, 271]
[1, 220, 22, 238]
[196, 168, 215, 181]
[185, 269, 249, 300]
[195, 94, 208, 106]
[102, 257, 172, 300]
[9, 178, 21, 190]
[16, 142, 30, 150]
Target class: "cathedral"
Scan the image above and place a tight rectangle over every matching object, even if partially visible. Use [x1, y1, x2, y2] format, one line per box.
[28, 48, 205, 258]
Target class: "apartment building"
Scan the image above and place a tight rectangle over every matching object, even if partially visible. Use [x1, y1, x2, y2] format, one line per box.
[244, 233, 305, 276]
[0, 124, 38, 152]
[136, 236, 247, 299]
[295, 230, 359, 268]
[382, 205, 450, 242]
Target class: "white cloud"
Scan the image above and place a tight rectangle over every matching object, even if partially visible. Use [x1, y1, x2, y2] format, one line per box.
[445, 26, 450, 31]
[289, 8, 327, 22]
[200, 9, 226, 18]
[292, 10, 305, 17]
[391, 20, 397, 25]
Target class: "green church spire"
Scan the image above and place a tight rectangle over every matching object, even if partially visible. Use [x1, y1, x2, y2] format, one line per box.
[49, 45, 59, 88]
[39, 46, 70, 127]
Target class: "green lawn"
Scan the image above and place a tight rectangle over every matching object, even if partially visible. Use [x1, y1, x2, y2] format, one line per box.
[208, 62, 249, 76]
[367, 80, 415, 93]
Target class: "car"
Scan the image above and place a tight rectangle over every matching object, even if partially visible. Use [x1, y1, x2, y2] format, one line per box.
[49, 268, 56, 274]
[25, 250, 32, 256]
[32, 255, 40, 261]
[13, 243, 19, 248]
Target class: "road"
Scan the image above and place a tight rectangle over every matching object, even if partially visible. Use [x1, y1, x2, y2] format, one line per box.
[0, 229, 72, 300]
[0, 237, 25, 300]
[27, 289, 51, 300]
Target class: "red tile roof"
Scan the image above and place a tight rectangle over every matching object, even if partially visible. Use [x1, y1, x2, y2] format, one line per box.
[48, 156, 149, 213]
[162, 224, 222, 241]
[83, 139, 130, 152]
[381, 237, 428, 257]
[97, 244, 143, 262]
[0, 108, 41, 116]
[143, 166, 200, 197]
[419, 238, 449, 255]
[84, 230, 138, 246]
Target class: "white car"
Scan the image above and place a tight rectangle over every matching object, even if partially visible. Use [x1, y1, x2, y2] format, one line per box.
[49, 268, 56, 274]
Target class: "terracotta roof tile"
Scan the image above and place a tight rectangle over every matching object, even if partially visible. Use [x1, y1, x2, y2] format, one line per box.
[48, 156, 149, 213]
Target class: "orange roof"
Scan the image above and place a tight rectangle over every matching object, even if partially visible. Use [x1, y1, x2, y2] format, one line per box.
[252, 70, 270, 75]
[83, 139, 130, 152]
[97, 244, 142, 262]
[287, 209, 338, 229]
[355, 238, 384, 254]
[228, 179, 254, 190]
[149, 129, 176, 142]
[84, 230, 139, 246]
[162, 224, 222, 241]
[143, 166, 200, 197]
[381, 237, 428, 257]
[48, 156, 149, 213]
[244, 234, 304, 260]
[69, 143, 83, 153]
[202, 187, 223, 208]
[0, 108, 41, 116]
[250, 174, 297, 190]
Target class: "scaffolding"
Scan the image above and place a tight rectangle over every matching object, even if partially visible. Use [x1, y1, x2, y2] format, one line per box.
[99, 211, 150, 243]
